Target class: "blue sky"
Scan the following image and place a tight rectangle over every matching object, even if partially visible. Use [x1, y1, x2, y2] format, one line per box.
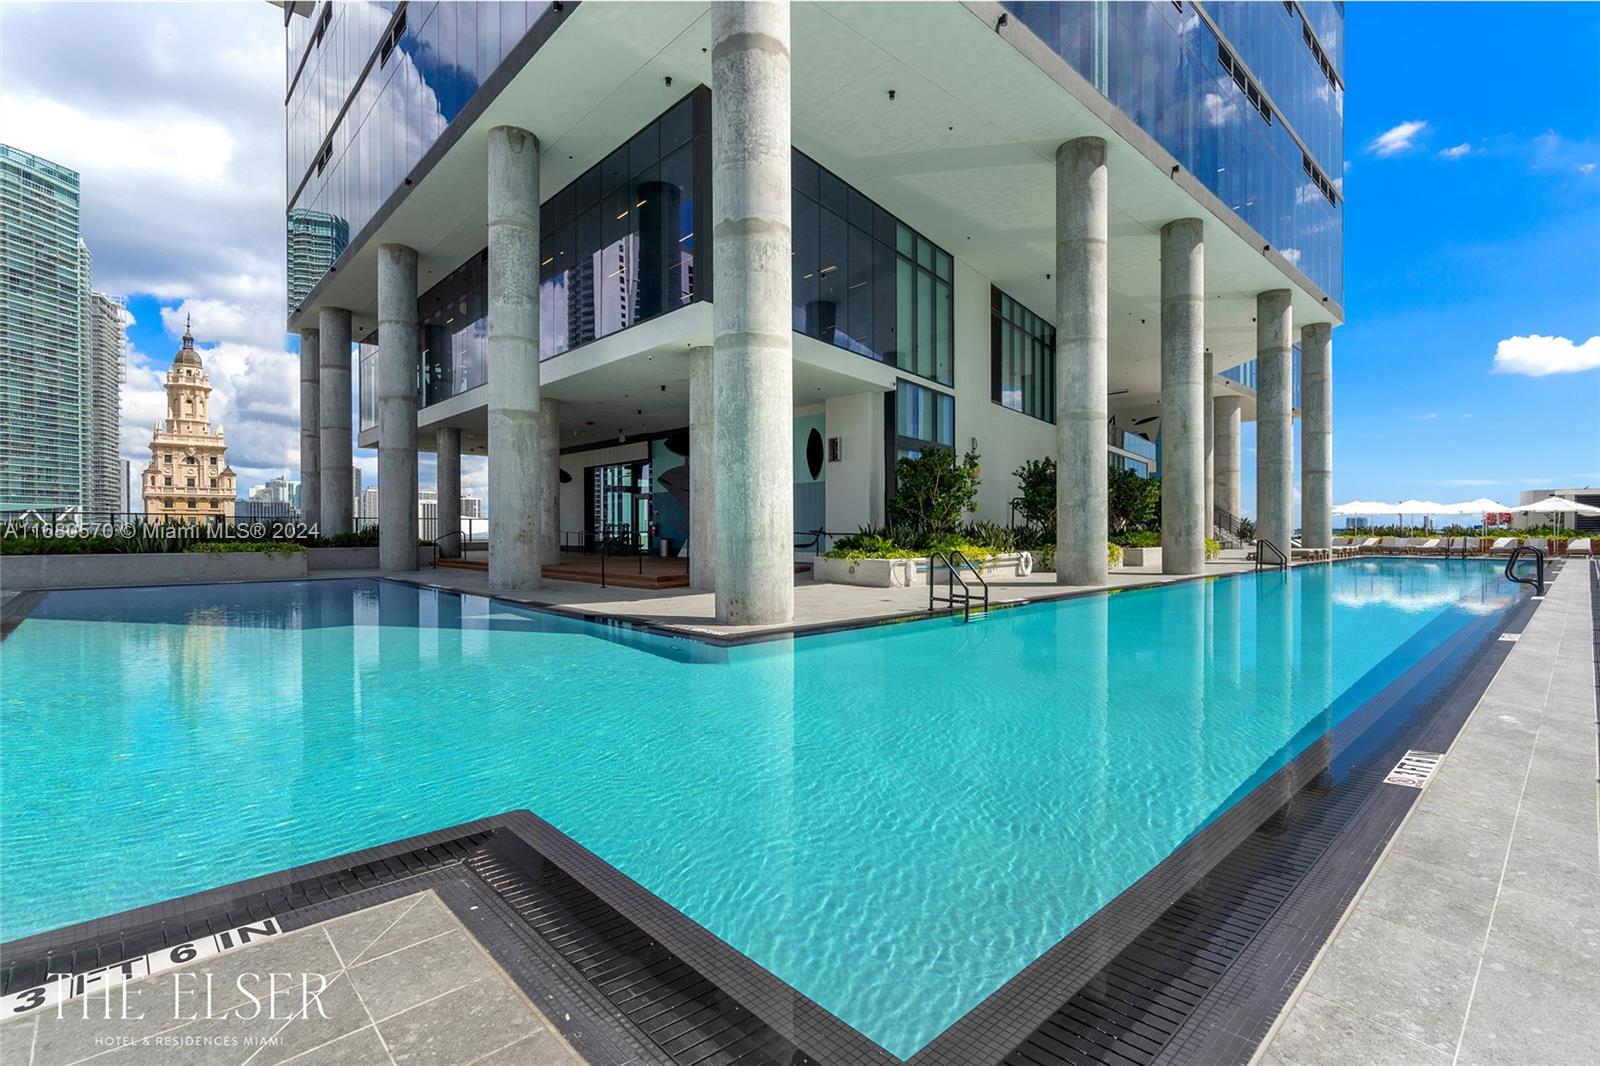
[1320, 1, 1600, 513]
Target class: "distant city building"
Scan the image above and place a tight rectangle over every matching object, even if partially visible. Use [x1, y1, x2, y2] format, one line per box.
[461, 494, 483, 520]
[286, 207, 348, 313]
[251, 475, 299, 507]
[235, 498, 298, 522]
[119, 458, 132, 514]
[357, 485, 379, 527]
[86, 292, 126, 513]
[0, 144, 122, 514]
[141, 321, 236, 523]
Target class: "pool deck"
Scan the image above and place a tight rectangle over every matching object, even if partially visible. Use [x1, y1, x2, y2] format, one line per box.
[0, 890, 587, 1066]
[312, 558, 1264, 640]
[1257, 559, 1600, 1066]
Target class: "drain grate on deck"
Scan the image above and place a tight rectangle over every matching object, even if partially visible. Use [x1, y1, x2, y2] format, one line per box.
[466, 833, 821, 1066]
[1384, 751, 1444, 789]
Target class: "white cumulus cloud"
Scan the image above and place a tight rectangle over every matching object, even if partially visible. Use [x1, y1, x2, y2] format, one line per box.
[1368, 120, 1428, 157]
[1439, 143, 1471, 160]
[1491, 335, 1600, 377]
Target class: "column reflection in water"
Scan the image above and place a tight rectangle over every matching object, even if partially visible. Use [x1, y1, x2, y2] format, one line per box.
[295, 581, 360, 826]
[1254, 568, 1296, 809]
[724, 636, 797, 1034]
[1075, 594, 1112, 890]
[1295, 564, 1337, 788]
[1213, 570, 1244, 689]
[1160, 578, 1208, 816]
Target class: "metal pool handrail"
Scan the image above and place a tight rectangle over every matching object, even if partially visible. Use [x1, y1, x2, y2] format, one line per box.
[1256, 539, 1288, 571]
[1504, 544, 1546, 596]
[929, 548, 989, 622]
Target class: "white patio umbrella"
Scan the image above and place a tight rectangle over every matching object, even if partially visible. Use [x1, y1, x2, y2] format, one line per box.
[1332, 500, 1398, 516]
[1513, 495, 1600, 535]
[1441, 497, 1512, 516]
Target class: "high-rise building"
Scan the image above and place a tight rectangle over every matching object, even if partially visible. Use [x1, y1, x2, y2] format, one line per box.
[285, 1, 1342, 600]
[286, 207, 349, 314]
[460, 495, 483, 520]
[1, 145, 96, 513]
[356, 485, 379, 527]
[141, 321, 236, 523]
[86, 292, 126, 513]
[250, 475, 299, 506]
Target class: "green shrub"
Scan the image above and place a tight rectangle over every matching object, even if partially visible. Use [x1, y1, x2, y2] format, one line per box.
[1236, 517, 1256, 540]
[887, 447, 981, 536]
[1205, 538, 1221, 560]
[964, 520, 1016, 553]
[1112, 530, 1162, 548]
[1011, 457, 1056, 534]
[324, 527, 381, 547]
[1107, 541, 1123, 569]
[1108, 466, 1160, 533]
[1035, 543, 1055, 571]
[186, 541, 305, 555]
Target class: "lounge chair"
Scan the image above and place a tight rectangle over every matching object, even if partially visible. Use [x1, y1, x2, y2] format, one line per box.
[1569, 538, 1593, 556]
[1522, 537, 1551, 556]
[1379, 536, 1410, 554]
[1355, 537, 1381, 554]
[1487, 537, 1519, 556]
[1415, 538, 1445, 555]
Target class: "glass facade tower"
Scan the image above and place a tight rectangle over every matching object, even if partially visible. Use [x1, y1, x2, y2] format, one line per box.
[1004, 0, 1344, 304]
[1, 145, 92, 512]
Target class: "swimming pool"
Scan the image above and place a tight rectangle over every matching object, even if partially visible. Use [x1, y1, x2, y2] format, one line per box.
[0, 560, 1517, 1057]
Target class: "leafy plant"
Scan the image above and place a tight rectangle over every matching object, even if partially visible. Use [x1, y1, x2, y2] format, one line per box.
[186, 541, 305, 555]
[1108, 466, 1160, 533]
[887, 447, 981, 537]
[1107, 542, 1123, 569]
[324, 527, 381, 547]
[964, 520, 1016, 553]
[1236, 517, 1257, 541]
[1112, 530, 1162, 548]
[1204, 538, 1221, 560]
[1011, 457, 1057, 534]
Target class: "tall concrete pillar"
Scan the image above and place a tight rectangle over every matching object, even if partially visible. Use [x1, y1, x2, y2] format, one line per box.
[1054, 136, 1109, 586]
[689, 345, 716, 591]
[486, 124, 543, 593]
[711, 1, 793, 625]
[1301, 322, 1333, 549]
[1159, 218, 1205, 575]
[1256, 290, 1294, 554]
[1214, 395, 1242, 520]
[1203, 347, 1214, 536]
[538, 398, 561, 565]
[378, 244, 420, 572]
[298, 327, 321, 530]
[318, 307, 353, 535]
[436, 427, 461, 558]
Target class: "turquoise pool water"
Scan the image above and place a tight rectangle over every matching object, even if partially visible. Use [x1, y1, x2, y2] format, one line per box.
[0, 561, 1515, 1056]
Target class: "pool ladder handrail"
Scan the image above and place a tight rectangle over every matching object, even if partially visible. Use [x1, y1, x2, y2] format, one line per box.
[1504, 543, 1546, 596]
[1255, 538, 1289, 571]
[929, 548, 990, 622]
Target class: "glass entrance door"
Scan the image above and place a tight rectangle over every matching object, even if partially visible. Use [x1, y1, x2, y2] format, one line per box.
[587, 461, 652, 551]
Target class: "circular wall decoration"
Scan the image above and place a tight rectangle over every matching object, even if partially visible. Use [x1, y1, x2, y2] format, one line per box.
[806, 428, 824, 481]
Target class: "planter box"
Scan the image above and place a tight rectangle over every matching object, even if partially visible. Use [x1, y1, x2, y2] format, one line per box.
[1121, 546, 1162, 567]
[307, 546, 378, 570]
[813, 555, 917, 588]
[1, 550, 306, 592]
[814, 552, 1035, 588]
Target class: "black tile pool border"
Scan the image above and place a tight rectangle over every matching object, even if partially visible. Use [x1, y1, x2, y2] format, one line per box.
[0, 558, 1538, 1066]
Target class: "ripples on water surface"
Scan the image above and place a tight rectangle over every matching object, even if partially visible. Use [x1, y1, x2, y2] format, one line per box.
[0, 560, 1515, 1056]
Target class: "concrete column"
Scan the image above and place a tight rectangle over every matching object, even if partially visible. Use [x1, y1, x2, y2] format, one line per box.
[538, 398, 561, 564]
[1214, 395, 1242, 520]
[1159, 218, 1205, 575]
[486, 124, 543, 593]
[378, 244, 420, 572]
[436, 428, 461, 558]
[1054, 136, 1109, 586]
[689, 345, 716, 591]
[298, 327, 321, 530]
[317, 307, 353, 535]
[1301, 322, 1333, 549]
[1256, 289, 1294, 553]
[1203, 347, 1214, 536]
[711, 1, 793, 625]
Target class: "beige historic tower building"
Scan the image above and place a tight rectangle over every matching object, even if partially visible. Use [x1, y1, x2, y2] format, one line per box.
[142, 321, 236, 523]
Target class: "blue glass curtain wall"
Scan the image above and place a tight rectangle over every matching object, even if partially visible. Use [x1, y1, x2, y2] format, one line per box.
[539, 90, 711, 359]
[991, 286, 1056, 423]
[285, 2, 553, 311]
[793, 151, 955, 387]
[1003, 0, 1343, 304]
